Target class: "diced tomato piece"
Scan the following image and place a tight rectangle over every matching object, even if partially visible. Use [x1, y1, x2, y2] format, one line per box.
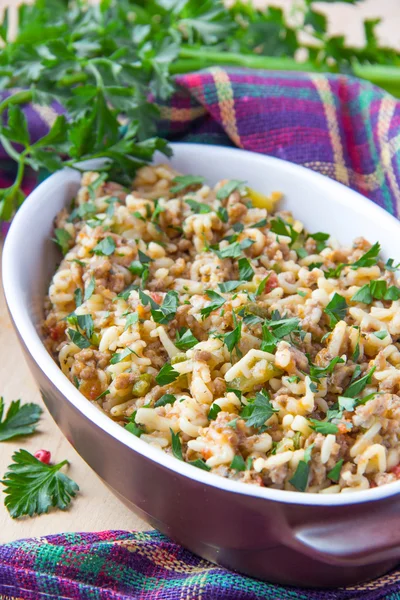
[265, 272, 279, 293]
[391, 465, 400, 479]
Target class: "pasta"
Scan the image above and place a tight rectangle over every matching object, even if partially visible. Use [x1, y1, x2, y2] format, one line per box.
[43, 165, 400, 493]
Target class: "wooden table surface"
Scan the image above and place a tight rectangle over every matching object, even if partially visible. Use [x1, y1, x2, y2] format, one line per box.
[0, 247, 148, 544]
[0, 0, 398, 545]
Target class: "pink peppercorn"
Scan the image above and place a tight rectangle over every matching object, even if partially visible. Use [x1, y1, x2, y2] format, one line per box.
[34, 449, 51, 464]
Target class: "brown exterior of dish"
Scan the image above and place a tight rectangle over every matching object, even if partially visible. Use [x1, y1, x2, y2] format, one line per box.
[11, 325, 400, 588]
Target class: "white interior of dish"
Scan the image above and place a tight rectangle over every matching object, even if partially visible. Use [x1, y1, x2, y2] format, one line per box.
[3, 142, 400, 506]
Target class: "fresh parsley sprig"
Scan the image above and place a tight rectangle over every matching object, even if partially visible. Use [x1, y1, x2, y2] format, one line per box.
[1, 449, 79, 518]
[0, 397, 42, 441]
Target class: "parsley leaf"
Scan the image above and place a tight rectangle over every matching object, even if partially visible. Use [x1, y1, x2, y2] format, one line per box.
[74, 288, 83, 308]
[67, 328, 91, 349]
[170, 175, 205, 194]
[151, 291, 179, 324]
[309, 231, 330, 252]
[218, 281, 242, 293]
[154, 394, 175, 408]
[385, 258, 400, 272]
[124, 312, 139, 331]
[270, 217, 298, 245]
[342, 367, 376, 398]
[170, 428, 183, 460]
[238, 257, 254, 281]
[1, 449, 79, 518]
[327, 459, 344, 483]
[324, 293, 348, 327]
[351, 284, 373, 304]
[200, 290, 226, 318]
[156, 363, 180, 386]
[385, 286, 400, 300]
[125, 411, 144, 437]
[289, 444, 314, 492]
[309, 356, 345, 381]
[185, 199, 211, 214]
[213, 240, 253, 260]
[309, 419, 339, 435]
[111, 347, 137, 364]
[230, 455, 246, 471]
[324, 263, 346, 279]
[241, 391, 278, 430]
[216, 207, 229, 223]
[175, 328, 198, 351]
[53, 228, 72, 255]
[350, 242, 380, 269]
[0, 398, 42, 442]
[216, 180, 245, 200]
[208, 404, 221, 420]
[84, 275, 95, 302]
[92, 236, 116, 256]
[76, 314, 94, 339]
[223, 318, 242, 354]
[190, 459, 211, 471]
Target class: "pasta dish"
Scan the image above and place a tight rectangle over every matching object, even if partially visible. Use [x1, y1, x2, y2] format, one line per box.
[44, 165, 400, 494]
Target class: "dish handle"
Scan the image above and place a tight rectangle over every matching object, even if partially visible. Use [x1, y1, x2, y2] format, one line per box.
[293, 500, 400, 567]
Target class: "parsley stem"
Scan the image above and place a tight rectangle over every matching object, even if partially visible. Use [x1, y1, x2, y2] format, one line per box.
[174, 47, 321, 74]
[0, 90, 33, 114]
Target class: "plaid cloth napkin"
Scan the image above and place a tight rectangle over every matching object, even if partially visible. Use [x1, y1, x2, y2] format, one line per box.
[1, 68, 400, 599]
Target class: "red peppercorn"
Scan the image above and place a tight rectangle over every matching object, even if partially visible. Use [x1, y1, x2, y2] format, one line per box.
[34, 449, 51, 464]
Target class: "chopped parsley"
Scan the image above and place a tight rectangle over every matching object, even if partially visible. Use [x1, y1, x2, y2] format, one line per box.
[92, 236, 116, 256]
[170, 175, 205, 194]
[309, 419, 339, 435]
[53, 228, 72, 255]
[124, 312, 139, 331]
[230, 455, 246, 471]
[238, 257, 254, 282]
[289, 444, 314, 492]
[216, 207, 229, 223]
[327, 459, 344, 483]
[324, 293, 348, 327]
[255, 274, 271, 297]
[87, 173, 107, 199]
[240, 391, 278, 430]
[374, 330, 388, 340]
[385, 258, 400, 272]
[308, 231, 330, 252]
[74, 288, 83, 308]
[213, 239, 254, 260]
[216, 179, 245, 200]
[185, 198, 211, 214]
[350, 242, 380, 269]
[308, 356, 345, 381]
[270, 217, 298, 245]
[200, 290, 226, 318]
[223, 314, 242, 355]
[218, 281, 242, 293]
[156, 363, 180, 386]
[150, 291, 179, 325]
[208, 404, 221, 420]
[125, 412, 144, 437]
[324, 263, 346, 278]
[154, 394, 176, 408]
[67, 328, 91, 349]
[351, 281, 400, 304]
[261, 316, 301, 353]
[84, 275, 95, 302]
[175, 328, 198, 351]
[110, 347, 136, 364]
[342, 367, 376, 398]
